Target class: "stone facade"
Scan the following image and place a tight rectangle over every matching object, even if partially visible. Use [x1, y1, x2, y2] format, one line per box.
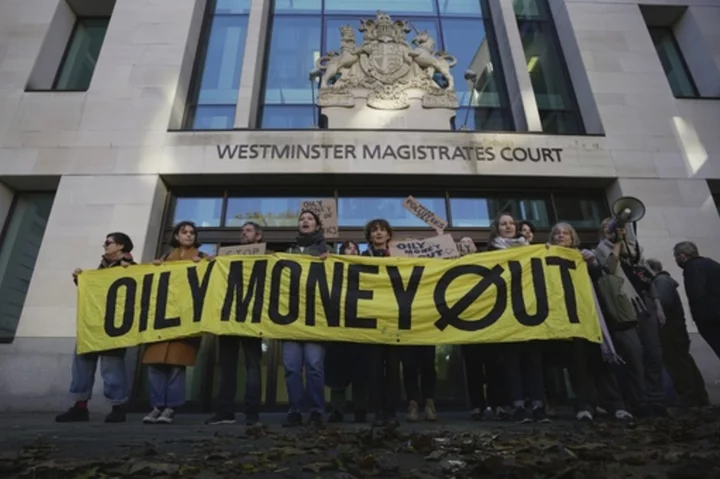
[0, 0, 719, 410]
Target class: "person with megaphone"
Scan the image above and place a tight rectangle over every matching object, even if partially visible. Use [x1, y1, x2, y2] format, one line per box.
[594, 197, 668, 418]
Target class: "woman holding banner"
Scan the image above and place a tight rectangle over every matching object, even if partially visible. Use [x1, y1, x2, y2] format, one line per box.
[142, 221, 206, 425]
[325, 241, 370, 423]
[486, 212, 549, 423]
[283, 210, 333, 427]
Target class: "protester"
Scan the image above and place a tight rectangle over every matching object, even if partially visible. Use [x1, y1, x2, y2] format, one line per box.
[486, 212, 547, 422]
[549, 222, 633, 421]
[56, 233, 136, 423]
[595, 219, 667, 417]
[646, 258, 709, 407]
[206, 221, 265, 426]
[142, 221, 206, 424]
[283, 210, 332, 427]
[325, 240, 370, 423]
[518, 220, 535, 243]
[402, 345, 437, 422]
[363, 219, 401, 427]
[673, 241, 720, 360]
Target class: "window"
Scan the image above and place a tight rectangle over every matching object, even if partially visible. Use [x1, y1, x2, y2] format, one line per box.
[450, 195, 551, 227]
[259, 0, 512, 131]
[185, 0, 251, 129]
[553, 195, 607, 229]
[648, 27, 698, 98]
[0, 193, 55, 343]
[54, 18, 109, 91]
[170, 197, 224, 227]
[339, 197, 447, 227]
[513, 0, 583, 134]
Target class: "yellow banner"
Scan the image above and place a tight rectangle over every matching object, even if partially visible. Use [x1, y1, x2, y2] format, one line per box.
[76, 245, 602, 354]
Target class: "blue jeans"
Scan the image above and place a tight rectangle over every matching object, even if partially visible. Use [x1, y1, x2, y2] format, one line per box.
[283, 341, 325, 414]
[70, 352, 127, 405]
[148, 365, 186, 409]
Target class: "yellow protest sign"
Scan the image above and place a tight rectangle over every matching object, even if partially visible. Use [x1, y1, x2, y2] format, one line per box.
[76, 246, 602, 354]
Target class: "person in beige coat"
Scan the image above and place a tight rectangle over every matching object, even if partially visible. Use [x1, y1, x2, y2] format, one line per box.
[142, 221, 208, 424]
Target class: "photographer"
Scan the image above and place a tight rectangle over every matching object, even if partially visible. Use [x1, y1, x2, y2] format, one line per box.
[594, 219, 667, 417]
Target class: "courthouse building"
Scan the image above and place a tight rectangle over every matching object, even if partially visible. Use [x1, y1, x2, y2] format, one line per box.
[1, 0, 719, 410]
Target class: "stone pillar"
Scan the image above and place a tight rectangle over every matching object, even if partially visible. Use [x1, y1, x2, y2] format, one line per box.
[0, 181, 13, 229]
[0, 174, 167, 411]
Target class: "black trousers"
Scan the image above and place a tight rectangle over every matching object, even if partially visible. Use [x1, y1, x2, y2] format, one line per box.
[565, 339, 626, 413]
[698, 322, 720, 361]
[462, 344, 505, 410]
[216, 336, 263, 416]
[504, 342, 544, 405]
[401, 346, 436, 403]
[660, 321, 709, 406]
[370, 345, 400, 415]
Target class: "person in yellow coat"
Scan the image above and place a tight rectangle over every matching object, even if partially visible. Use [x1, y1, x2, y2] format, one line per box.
[142, 221, 209, 424]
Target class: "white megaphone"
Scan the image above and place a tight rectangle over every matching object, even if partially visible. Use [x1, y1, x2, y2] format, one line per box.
[610, 196, 645, 232]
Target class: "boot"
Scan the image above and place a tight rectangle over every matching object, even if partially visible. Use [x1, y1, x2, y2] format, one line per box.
[424, 399, 438, 422]
[407, 400, 419, 422]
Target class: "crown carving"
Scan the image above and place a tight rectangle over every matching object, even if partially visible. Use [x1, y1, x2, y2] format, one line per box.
[375, 11, 395, 38]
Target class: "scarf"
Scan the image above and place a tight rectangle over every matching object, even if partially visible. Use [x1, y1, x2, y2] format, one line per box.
[99, 252, 134, 269]
[491, 236, 528, 250]
[164, 247, 200, 262]
[366, 246, 390, 257]
[294, 230, 327, 257]
[594, 239, 648, 314]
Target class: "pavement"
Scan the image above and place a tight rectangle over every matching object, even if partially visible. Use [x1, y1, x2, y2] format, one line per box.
[1, 409, 719, 478]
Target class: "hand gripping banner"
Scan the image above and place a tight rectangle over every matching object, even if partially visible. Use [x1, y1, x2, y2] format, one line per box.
[76, 245, 602, 354]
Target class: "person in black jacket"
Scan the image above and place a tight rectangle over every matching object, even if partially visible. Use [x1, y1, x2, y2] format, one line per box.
[647, 258, 708, 407]
[673, 241, 720, 360]
[55, 232, 135, 423]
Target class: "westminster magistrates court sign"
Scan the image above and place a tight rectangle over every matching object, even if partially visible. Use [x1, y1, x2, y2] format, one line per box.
[216, 143, 564, 163]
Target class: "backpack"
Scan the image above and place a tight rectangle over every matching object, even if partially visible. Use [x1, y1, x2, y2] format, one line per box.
[594, 270, 638, 328]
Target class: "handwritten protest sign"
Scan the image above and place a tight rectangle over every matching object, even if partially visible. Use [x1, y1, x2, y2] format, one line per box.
[403, 196, 448, 234]
[218, 243, 267, 256]
[389, 234, 460, 259]
[301, 199, 338, 238]
[456, 237, 477, 255]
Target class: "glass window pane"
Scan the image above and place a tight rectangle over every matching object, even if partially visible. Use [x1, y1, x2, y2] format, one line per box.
[0, 194, 54, 342]
[649, 28, 697, 98]
[273, 0, 321, 14]
[539, 110, 582, 135]
[263, 16, 321, 105]
[261, 105, 315, 128]
[338, 197, 447, 227]
[512, 0, 548, 20]
[216, 0, 251, 14]
[225, 197, 327, 227]
[453, 107, 512, 131]
[450, 198, 491, 227]
[438, 0, 487, 17]
[450, 197, 550, 227]
[171, 198, 223, 227]
[55, 19, 109, 90]
[554, 195, 607, 229]
[324, 0, 436, 15]
[196, 15, 249, 105]
[191, 105, 235, 129]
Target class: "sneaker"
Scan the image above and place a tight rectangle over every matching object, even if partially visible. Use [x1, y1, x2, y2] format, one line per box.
[353, 410, 367, 423]
[424, 399, 437, 422]
[483, 407, 496, 421]
[156, 408, 175, 424]
[576, 410, 593, 422]
[514, 407, 531, 424]
[532, 406, 551, 423]
[282, 411, 302, 428]
[614, 409, 634, 421]
[308, 411, 324, 427]
[205, 412, 236, 425]
[328, 409, 344, 423]
[496, 406, 511, 421]
[245, 413, 260, 426]
[372, 411, 385, 427]
[470, 408, 483, 421]
[595, 406, 609, 416]
[143, 408, 163, 424]
[56, 404, 89, 423]
[407, 400, 419, 422]
[105, 405, 126, 423]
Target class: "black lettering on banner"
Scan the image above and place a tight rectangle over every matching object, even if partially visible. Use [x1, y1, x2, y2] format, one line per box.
[508, 259, 549, 326]
[344, 264, 378, 329]
[154, 272, 180, 330]
[187, 262, 216, 323]
[220, 260, 267, 323]
[387, 265, 424, 330]
[104, 278, 136, 337]
[545, 256, 580, 324]
[434, 265, 507, 331]
[268, 260, 301, 325]
[138, 273, 154, 333]
[306, 262, 344, 327]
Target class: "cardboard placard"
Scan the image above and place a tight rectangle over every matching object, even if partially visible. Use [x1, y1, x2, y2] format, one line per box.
[301, 199, 339, 238]
[389, 234, 460, 259]
[456, 237, 478, 256]
[403, 196, 448, 234]
[217, 243, 267, 256]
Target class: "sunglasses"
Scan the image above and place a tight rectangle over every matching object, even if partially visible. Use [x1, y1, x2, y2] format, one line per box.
[103, 240, 116, 247]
